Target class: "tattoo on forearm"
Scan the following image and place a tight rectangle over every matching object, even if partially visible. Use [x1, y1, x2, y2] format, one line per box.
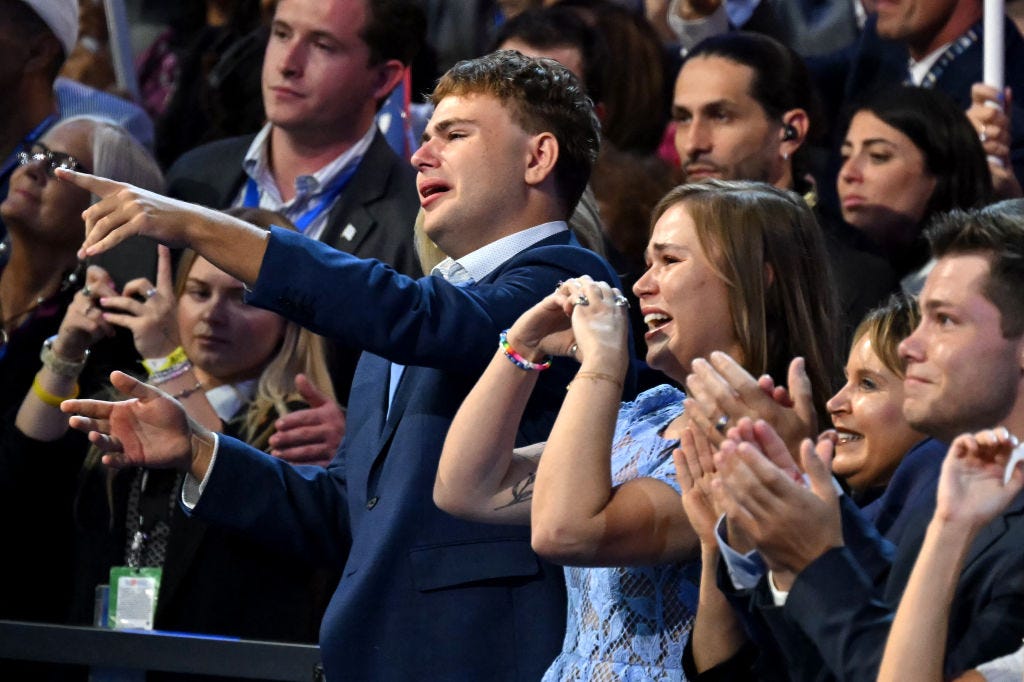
[494, 472, 535, 511]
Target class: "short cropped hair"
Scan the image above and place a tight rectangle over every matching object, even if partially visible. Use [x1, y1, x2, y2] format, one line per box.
[651, 179, 839, 421]
[362, 0, 426, 67]
[432, 49, 600, 214]
[491, 6, 606, 106]
[927, 201, 1024, 338]
[851, 292, 921, 377]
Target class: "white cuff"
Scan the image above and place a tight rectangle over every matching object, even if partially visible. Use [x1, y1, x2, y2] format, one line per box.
[181, 432, 220, 510]
[715, 514, 767, 589]
[767, 570, 790, 606]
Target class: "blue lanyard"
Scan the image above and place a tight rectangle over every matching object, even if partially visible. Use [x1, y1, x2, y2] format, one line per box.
[0, 113, 58, 182]
[242, 162, 359, 234]
[911, 24, 980, 89]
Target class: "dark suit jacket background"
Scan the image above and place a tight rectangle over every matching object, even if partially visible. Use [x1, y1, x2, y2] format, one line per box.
[165, 130, 422, 404]
[715, 437, 1024, 682]
[190, 227, 636, 681]
[808, 15, 1024, 216]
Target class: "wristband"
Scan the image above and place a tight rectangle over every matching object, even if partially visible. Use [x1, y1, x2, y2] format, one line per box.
[143, 346, 189, 375]
[40, 335, 89, 378]
[150, 360, 193, 386]
[499, 329, 551, 371]
[32, 374, 79, 407]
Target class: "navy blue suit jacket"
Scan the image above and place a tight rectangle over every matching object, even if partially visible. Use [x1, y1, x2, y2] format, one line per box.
[191, 227, 633, 680]
[718, 437, 1024, 681]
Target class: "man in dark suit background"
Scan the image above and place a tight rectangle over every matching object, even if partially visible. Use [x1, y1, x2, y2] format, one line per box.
[166, 0, 423, 274]
[165, 0, 427, 422]
[810, 0, 1024, 197]
[59, 49, 631, 681]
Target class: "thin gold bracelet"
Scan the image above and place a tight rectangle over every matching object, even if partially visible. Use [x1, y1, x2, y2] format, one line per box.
[567, 371, 622, 391]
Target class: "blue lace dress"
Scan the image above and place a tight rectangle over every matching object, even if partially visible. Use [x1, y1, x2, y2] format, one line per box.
[542, 385, 699, 681]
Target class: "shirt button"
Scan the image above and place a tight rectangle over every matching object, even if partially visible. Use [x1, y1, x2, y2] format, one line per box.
[366, 496, 379, 510]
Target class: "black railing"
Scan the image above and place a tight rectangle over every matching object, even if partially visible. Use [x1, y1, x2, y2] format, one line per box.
[0, 620, 323, 681]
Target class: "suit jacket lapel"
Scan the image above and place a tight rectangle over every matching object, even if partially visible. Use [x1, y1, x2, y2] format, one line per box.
[960, 491, 1024, 575]
[319, 132, 390, 250]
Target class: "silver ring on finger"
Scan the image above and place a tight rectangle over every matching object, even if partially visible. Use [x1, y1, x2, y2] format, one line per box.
[145, 287, 158, 299]
[569, 343, 578, 357]
[980, 125, 988, 143]
[573, 294, 589, 307]
[81, 285, 93, 298]
[613, 294, 629, 308]
[714, 414, 729, 435]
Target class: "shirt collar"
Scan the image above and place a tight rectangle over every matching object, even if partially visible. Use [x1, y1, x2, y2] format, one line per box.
[907, 42, 951, 85]
[431, 221, 569, 284]
[242, 123, 377, 203]
[205, 379, 258, 422]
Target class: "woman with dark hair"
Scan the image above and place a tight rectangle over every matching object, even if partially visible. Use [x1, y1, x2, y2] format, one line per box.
[435, 179, 837, 680]
[837, 85, 993, 288]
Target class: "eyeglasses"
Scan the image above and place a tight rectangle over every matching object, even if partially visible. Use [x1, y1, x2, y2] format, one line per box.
[17, 141, 85, 177]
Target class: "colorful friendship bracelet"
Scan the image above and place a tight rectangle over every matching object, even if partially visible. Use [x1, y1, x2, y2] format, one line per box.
[499, 329, 551, 371]
[32, 374, 79, 408]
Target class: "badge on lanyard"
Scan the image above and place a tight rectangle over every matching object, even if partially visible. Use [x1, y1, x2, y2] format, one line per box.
[107, 565, 163, 629]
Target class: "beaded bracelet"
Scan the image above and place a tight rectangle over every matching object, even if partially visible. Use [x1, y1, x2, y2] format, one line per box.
[171, 380, 204, 400]
[499, 329, 551, 371]
[32, 374, 79, 408]
[150, 360, 193, 386]
[40, 335, 89, 378]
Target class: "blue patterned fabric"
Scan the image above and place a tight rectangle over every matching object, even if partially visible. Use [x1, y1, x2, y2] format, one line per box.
[543, 384, 699, 681]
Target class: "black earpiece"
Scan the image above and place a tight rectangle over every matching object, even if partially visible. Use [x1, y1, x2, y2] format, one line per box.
[782, 124, 798, 142]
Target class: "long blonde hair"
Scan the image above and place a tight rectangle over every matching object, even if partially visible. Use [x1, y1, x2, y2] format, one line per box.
[175, 208, 336, 449]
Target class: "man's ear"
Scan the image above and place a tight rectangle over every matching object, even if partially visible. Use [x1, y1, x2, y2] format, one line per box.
[780, 108, 810, 155]
[524, 132, 559, 187]
[372, 59, 408, 106]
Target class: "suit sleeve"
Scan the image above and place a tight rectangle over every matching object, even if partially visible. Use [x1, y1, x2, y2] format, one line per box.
[784, 509, 1024, 681]
[247, 226, 618, 372]
[192, 228, 624, 564]
[192, 435, 353, 566]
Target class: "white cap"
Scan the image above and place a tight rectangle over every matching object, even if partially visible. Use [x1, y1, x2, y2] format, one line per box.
[20, 0, 79, 58]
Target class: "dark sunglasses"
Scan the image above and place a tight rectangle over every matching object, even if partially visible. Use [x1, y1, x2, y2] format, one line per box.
[17, 141, 85, 177]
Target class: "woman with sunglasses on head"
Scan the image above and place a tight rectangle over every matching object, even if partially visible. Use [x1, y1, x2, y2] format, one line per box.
[0, 115, 163, 418]
[0, 116, 162, 635]
[3, 208, 340, 653]
[435, 179, 837, 681]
